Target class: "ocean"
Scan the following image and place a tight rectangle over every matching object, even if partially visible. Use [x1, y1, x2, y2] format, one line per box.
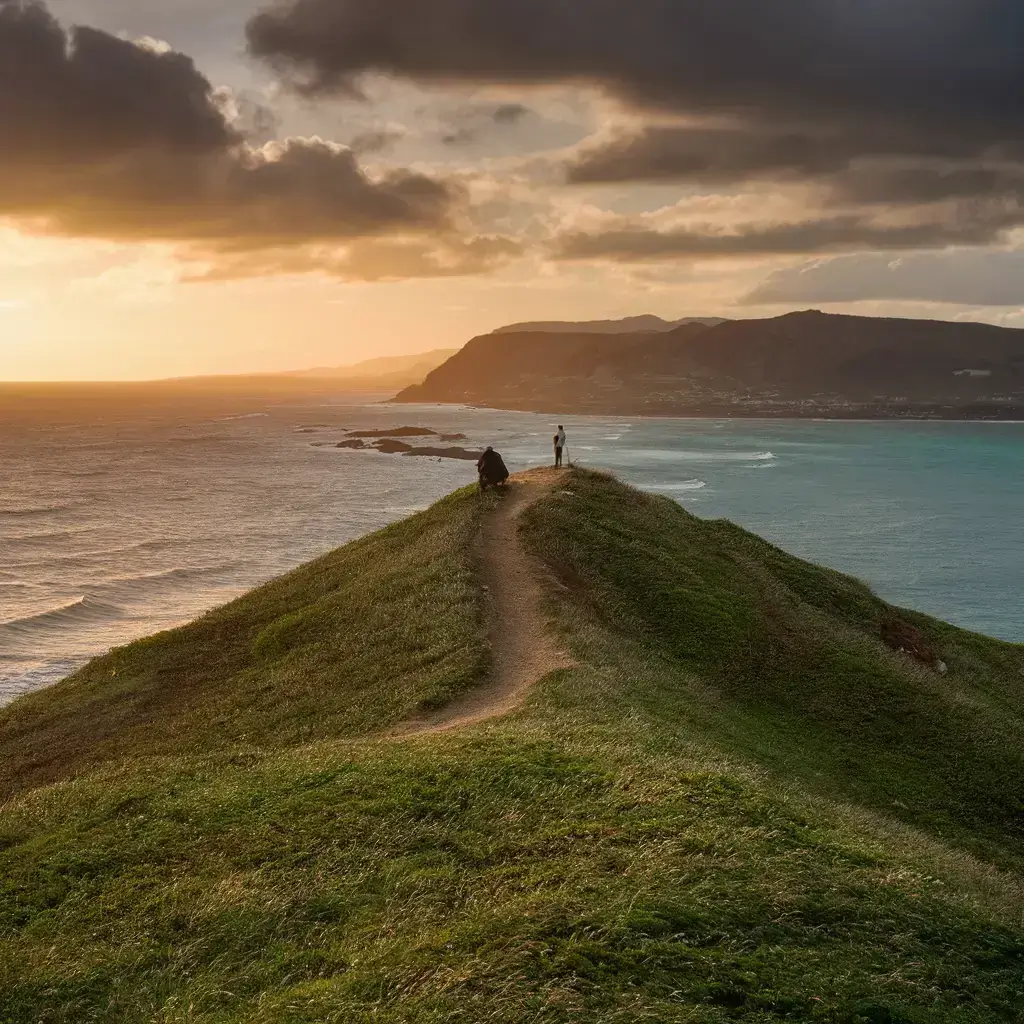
[2, 387, 1022, 705]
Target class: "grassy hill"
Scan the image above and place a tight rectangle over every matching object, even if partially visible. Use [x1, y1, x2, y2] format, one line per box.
[1, 471, 1022, 1022]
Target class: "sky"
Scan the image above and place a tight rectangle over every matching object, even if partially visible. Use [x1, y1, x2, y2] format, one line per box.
[5, 0, 1024, 380]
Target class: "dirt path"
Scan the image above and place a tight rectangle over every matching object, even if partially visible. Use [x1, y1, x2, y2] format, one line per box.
[391, 468, 574, 737]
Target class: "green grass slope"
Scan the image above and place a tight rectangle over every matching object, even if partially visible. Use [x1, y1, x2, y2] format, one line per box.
[521, 472, 1024, 873]
[1, 470, 1022, 1023]
[0, 488, 486, 798]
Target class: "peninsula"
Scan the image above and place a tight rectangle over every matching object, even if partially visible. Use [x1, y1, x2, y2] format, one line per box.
[1, 470, 1021, 1021]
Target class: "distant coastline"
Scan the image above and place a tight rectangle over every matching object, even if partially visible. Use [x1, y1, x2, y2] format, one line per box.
[391, 395, 1024, 422]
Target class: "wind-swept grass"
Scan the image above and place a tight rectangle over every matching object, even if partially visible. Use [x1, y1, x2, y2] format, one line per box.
[520, 470, 1024, 872]
[1, 469, 1022, 1023]
[0, 486, 487, 798]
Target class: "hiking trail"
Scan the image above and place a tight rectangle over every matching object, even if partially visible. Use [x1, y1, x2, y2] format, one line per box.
[391, 467, 574, 737]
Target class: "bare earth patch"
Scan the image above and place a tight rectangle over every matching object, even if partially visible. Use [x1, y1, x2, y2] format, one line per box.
[392, 468, 574, 736]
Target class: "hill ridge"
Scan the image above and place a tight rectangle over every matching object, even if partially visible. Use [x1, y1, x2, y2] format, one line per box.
[1, 469, 1022, 1022]
[492, 315, 728, 335]
[390, 468, 573, 737]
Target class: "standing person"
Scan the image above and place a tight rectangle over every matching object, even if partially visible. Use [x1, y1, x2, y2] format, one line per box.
[554, 425, 566, 468]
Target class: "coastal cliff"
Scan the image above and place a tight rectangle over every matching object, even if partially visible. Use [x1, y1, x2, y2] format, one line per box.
[395, 310, 1024, 419]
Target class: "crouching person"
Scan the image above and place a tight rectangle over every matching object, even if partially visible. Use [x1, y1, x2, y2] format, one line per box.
[477, 446, 510, 492]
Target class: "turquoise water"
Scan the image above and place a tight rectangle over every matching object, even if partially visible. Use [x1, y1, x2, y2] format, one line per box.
[2, 394, 1021, 704]
[530, 417, 1023, 642]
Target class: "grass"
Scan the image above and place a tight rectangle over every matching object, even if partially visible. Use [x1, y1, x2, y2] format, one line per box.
[0, 469, 1022, 1022]
[0, 486, 487, 798]
[519, 471, 1024, 872]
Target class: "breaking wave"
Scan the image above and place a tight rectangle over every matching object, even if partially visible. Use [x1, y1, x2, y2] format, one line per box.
[98, 564, 243, 603]
[0, 595, 123, 634]
[641, 449, 776, 463]
[652, 480, 708, 492]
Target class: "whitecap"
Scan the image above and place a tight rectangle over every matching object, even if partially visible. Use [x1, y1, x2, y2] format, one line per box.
[651, 480, 708, 492]
[633, 449, 776, 463]
[0, 595, 123, 634]
[97, 564, 244, 602]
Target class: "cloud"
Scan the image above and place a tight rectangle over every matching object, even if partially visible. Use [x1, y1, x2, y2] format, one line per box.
[491, 103, 530, 125]
[5, 138, 455, 244]
[0, 0, 235, 160]
[439, 101, 533, 146]
[561, 126, 1024, 251]
[185, 233, 522, 283]
[825, 164, 1024, 207]
[348, 126, 407, 154]
[568, 124, 866, 186]
[0, 1, 516, 281]
[565, 123, 1024, 189]
[552, 212, 1023, 263]
[246, 0, 1024, 150]
[247, 0, 1024, 237]
[557, 118, 1024, 261]
[745, 251, 1024, 307]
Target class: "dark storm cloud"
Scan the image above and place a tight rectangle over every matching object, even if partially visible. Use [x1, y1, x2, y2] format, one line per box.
[745, 251, 1024, 307]
[566, 125, 1024, 188]
[827, 165, 1024, 207]
[246, 0, 1024, 147]
[552, 211, 1024, 263]
[0, 1, 514, 280]
[565, 124, 1024, 216]
[248, 0, 1024, 224]
[0, 0, 234, 159]
[567, 125, 861, 186]
[3, 138, 455, 246]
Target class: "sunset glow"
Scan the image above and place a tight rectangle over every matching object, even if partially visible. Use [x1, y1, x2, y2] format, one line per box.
[4, 0, 1024, 380]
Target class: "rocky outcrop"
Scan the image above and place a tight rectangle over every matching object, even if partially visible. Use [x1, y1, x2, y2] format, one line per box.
[402, 446, 482, 461]
[346, 426, 438, 438]
[330, 430, 482, 461]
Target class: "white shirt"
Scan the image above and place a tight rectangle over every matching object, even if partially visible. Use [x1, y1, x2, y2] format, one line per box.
[556, 429, 566, 447]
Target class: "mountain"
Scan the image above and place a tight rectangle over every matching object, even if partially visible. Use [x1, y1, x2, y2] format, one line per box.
[283, 348, 459, 387]
[1, 469, 1022, 1021]
[147, 349, 460, 395]
[396, 310, 1024, 418]
[492, 315, 728, 334]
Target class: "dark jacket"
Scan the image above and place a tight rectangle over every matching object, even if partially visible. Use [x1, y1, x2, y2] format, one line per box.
[478, 448, 509, 485]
